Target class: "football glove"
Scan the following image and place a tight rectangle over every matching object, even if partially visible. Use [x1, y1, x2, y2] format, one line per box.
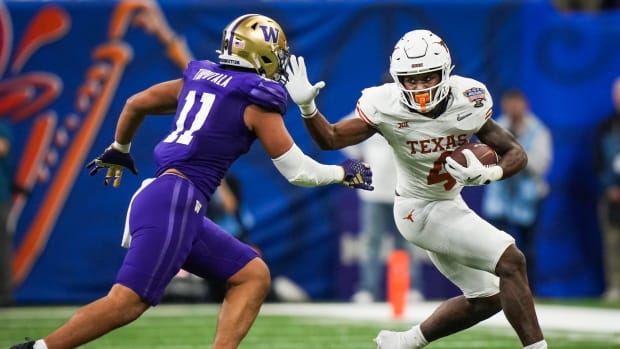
[340, 159, 374, 191]
[285, 55, 325, 118]
[444, 149, 503, 186]
[86, 143, 138, 187]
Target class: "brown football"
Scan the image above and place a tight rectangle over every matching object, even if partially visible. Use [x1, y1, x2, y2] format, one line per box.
[450, 142, 499, 167]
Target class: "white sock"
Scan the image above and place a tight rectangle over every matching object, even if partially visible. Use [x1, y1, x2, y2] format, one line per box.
[524, 339, 547, 349]
[406, 324, 429, 348]
[33, 340, 48, 349]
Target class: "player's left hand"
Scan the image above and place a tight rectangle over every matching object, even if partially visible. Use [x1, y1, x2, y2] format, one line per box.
[340, 159, 374, 191]
[444, 149, 502, 186]
[284, 55, 325, 117]
[86, 144, 138, 187]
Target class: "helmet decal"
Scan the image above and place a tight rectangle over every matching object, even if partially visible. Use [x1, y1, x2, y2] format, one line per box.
[218, 14, 290, 82]
[225, 13, 255, 55]
[260, 25, 279, 43]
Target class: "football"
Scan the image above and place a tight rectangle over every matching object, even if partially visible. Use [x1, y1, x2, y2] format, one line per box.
[449, 142, 499, 167]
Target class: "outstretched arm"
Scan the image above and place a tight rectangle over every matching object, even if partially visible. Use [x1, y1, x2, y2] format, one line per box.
[285, 55, 375, 150]
[245, 105, 373, 190]
[303, 112, 376, 150]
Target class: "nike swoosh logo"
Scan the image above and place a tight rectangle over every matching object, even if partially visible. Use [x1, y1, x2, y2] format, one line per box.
[457, 112, 472, 121]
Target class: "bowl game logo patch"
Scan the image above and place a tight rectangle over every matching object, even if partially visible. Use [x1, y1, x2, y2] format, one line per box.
[463, 87, 486, 108]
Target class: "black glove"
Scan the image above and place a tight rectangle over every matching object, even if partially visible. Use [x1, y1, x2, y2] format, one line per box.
[86, 144, 138, 187]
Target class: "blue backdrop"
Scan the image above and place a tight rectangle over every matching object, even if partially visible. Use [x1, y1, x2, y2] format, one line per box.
[3, 0, 618, 303]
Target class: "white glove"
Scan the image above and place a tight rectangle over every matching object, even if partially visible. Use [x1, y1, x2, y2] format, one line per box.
[444, 149, 503, 186]
[285, 55, 325, 118]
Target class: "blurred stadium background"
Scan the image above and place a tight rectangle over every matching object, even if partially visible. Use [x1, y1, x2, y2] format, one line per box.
[2, 0, 620, 346]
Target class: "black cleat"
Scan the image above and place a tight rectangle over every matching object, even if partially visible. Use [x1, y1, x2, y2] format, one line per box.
[9, 339, 35, 349]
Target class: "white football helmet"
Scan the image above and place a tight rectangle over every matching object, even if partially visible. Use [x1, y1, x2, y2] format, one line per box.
[217, 14, 290, 82]
[389, 30, 454, 113]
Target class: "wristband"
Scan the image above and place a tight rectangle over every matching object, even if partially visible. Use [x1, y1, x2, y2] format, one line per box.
[488, 165, 503, 182]
[300, 101, 318, 118]
[112, 140, 131, 153]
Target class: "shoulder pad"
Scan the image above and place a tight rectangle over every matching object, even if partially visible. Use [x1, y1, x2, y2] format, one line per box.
[247, 79, 288, 115]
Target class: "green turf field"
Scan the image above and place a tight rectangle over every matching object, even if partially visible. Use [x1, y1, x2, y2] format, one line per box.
[1, 304, 619, 348]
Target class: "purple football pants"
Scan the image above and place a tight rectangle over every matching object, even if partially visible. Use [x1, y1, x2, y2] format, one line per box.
[116, 173, 259, 305]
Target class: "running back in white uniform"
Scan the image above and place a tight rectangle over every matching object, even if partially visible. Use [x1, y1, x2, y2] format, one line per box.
[285, 29, 545, 348]
[357, 75, 492, 201]
[356, 75, 515, 297]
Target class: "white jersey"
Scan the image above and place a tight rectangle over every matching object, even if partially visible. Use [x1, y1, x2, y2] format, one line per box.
[356, 75, 493, 201]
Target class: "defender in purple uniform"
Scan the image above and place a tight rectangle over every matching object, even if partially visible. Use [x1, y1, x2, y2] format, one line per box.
[11, 14, 372, 349]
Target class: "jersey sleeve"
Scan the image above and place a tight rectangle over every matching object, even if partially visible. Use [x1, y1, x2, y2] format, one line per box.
[355, 87, 383, 127]
[477, 88, 494, 133]
[455, 77, 494, 133]
[246, 79, 288, 115]
[482, 86, 494, 123]
[476, 88, 494, 132]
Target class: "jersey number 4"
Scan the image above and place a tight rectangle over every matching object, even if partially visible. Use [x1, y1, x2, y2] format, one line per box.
[427, 151, 456, 190]
[163, 90, 215, 145]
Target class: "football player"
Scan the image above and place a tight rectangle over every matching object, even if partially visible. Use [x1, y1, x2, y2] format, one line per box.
[10, 14, 372, 349]
[285, 30, 548, 349]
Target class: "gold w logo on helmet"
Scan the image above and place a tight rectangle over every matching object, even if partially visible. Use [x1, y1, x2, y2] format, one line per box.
[260, 25, 279, 43]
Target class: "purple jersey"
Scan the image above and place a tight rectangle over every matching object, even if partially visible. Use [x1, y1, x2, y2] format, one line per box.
[153, 60, 287, 199]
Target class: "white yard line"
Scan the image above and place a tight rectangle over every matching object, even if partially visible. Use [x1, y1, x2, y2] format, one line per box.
[258, 302, 620, 334]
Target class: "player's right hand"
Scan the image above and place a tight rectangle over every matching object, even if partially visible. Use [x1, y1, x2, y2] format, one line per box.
[340, 159, 374, 191]
[284, 55, 325, 117]
[444, 149, 502, 186]
[86, 144, 138, 187]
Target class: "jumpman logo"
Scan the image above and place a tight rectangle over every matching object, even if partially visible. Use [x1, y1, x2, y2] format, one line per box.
[403, 208, 415, 222]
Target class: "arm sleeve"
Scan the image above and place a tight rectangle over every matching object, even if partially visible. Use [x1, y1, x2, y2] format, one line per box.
[475, 84, 494, 133]
[272, 144, 344, 187]
[356, 89, 381, 127]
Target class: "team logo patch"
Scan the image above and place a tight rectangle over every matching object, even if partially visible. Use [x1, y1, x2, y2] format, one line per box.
[463, 87, 486, 108]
